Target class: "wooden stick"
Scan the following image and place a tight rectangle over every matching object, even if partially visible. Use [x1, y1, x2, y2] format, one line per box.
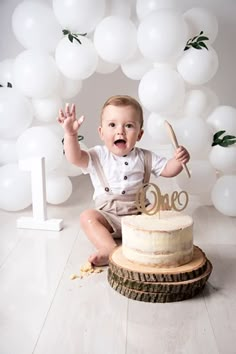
[164, 120, 191, 178]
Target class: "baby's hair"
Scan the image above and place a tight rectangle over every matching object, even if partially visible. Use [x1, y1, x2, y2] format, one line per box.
[101, 95, 144, 128]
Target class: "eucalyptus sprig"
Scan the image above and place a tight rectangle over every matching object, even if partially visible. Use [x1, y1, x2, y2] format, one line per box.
[184, 31, 209, 51]
[0, 82, 12, 88]
[62, 135, 84, 154]
[62, 29, 87, 44]
[212, 130, 236, 147]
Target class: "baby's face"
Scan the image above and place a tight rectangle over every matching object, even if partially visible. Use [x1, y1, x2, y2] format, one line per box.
[98, 105, 143, 156]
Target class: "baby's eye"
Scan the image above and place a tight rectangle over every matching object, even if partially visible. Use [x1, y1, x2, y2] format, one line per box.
[126, 123, 134, 128]
[108, 122, 115, 127]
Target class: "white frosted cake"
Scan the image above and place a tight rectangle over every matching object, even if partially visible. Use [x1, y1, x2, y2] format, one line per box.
[122, 211, 193, 268]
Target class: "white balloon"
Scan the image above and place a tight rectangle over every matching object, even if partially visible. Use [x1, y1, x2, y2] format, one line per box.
[200, 87, 219, 117]
[175, 160, 217, 195]
[106, 0, 132, 18]
[146, 113, 171, 145]
[184, 7, 218, 44]
[138, 68, 185, 113]
[96, 57, 119, 74]
[58, 75, 82, 99]
[0, 88, 33, 139]
[207, 105, 236, 135]
[12, 1, 62, 53]
[211, 175, 236, 217]
[136, 0, 177, 20]
[121, 49, 153, 80]
[53, 0, 106, 33]
[0, 163, 31, 211]
[137, 9, 188, 62]
[183, 89, 208, 117]
[0, 59, 14, 87]
[16, 126, 63, 172]
[55, 36, 98, 80]
[46, 175, 72, 204]
[94, 16, 137, 64]
[32, 95, 63, 123]
[175, 117, 212, 159]
[209, 145, 236, 174]
[13, 50, 59, 98]
[177, 45, 219, 86]
[0, 139, 17, 164]
[53, 155, 83, 177]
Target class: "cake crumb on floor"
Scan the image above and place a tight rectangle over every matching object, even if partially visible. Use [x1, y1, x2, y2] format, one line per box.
[70, 261, 104, 280]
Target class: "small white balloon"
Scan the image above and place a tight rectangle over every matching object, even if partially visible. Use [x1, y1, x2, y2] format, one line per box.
[32, 95, 63, 123]
[207, 105, 236, 135]
[121, 49, 153, 80]
[0, 88, 33, 139]
[146, 113, 172, 145]
[200, 87, 219, 117]
[94, 16, 137, 64]
[55, 36, 98, 80]
[0, 139, 17, 164]
[53, 0, 106, 33]
[96, 57, 119, 74]
[138, 68, 185, 113]
[137, 9, 188, 62]
[46, 175, 72, 204]
[58, 75, 83, 99]
[183, 89, 208, 117]
[177, 45, 219, 86]
[106, 0, 132, 18]
[184, 7, 218, 44]
[209, 145, 236, 174]
[13, 50, 60, 98]
[211, 175, 236, 217]
[16, 126, 63, 172]
[0, 163, 31, 211]
[12, 1, 62, 53]
[175, 160, 217, 195]
[136, 0, 177, 20]
[53, 155, 83, 177]
[0, 59, 14, 87]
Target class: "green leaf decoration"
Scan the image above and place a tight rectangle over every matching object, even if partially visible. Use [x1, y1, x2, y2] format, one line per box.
[0, 82, 13, 88]
[184, 31, 209, 51]
[212, 130, 236, 147]
[62, 29, 87, 45]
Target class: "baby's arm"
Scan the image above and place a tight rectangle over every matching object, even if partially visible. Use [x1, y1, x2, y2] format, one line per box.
[57, 103, 89, 168]
[160, 146, 190, 177]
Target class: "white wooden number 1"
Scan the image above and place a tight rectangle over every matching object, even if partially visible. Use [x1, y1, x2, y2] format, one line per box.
[17, 157, 63, 231]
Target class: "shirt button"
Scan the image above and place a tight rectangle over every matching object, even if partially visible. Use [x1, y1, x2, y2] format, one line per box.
[124, 162, 128, 165]
[105, 187, 109, 192]
[122, 190, 126, 194]
[124, 176, 127, 180]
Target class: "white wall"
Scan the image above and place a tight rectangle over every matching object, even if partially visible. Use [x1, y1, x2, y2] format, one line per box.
[1, 0, 236, 148]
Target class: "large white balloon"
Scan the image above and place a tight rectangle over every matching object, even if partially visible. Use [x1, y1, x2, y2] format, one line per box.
[146, 113, 172, 145]
[183, 89, 208, 117]
[107, 0, 132, 18]
[184, 7, 218, 44]
[207, 105, 236, 135]
[121, 49, 153, 80]
[138, 68, 185, 113]
[32, 95, 63, 123]
[0, 88, 33, 139]
[209, 145, 236, 174]
[0, 139, 17, 164]
[211, 175, 236, 217]
[46, 175, 72, 204]
[174, 117, 212, 159]
[58, 75, 83, 99]
[0, 163, 31, 211]
[177, 45, 219, 86]
[12, 1, 62, 53]
[175, 160, 217, 195]
[137, 9, 188, 62]
[96, 57, 119, 74]
[13, 50, 60, 98]
[53, 0, 106, 33]
[94, 16, 137, 64]
[53, 155, 83, 177]
[16, 126, 63, 172]
[136, 0, 177, 20]
[0, 59, 14, 87]
[55, 36, 98, 80]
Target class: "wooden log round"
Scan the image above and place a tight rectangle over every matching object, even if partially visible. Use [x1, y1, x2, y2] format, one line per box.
[109, 245, 208, 283]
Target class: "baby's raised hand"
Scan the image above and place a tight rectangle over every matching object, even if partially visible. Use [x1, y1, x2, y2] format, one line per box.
[57, 103, 84, 136]
[175, 146, 190, 164]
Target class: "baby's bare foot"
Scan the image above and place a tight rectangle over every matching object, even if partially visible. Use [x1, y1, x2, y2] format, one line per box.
[89, 246, 116, 267]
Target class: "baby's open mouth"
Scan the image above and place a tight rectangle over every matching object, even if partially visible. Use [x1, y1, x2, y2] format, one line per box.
[114, 139, 126, 148]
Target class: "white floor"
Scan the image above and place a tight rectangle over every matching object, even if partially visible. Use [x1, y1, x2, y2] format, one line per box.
[0, 174, 236, 354]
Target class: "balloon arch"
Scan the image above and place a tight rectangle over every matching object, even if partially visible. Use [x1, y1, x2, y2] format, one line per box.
[0, 0, 236, 217]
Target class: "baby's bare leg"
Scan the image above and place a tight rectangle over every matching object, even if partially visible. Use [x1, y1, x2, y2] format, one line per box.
[80, 209, 117, 266]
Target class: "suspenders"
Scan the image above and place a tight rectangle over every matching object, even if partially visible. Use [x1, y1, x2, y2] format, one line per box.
[89, 148, 152, 194]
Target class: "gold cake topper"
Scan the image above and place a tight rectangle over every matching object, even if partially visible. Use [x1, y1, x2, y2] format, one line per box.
[135, 183, 189, 215]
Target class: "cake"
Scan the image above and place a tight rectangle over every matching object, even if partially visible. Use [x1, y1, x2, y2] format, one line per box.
[121, 210, 193, 268]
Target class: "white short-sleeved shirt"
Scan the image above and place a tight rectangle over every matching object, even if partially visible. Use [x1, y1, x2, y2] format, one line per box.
[82, 145, 167, 200]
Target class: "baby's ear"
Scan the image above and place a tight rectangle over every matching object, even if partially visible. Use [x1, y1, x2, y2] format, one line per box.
[98, 126, 104, 140]
[137, 129, 144, 141]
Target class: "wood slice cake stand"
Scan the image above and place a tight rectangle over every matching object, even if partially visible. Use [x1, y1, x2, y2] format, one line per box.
[108, 245, 212, 303]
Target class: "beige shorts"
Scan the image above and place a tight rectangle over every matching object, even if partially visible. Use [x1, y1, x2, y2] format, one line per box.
[95, 195, 140, 238]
